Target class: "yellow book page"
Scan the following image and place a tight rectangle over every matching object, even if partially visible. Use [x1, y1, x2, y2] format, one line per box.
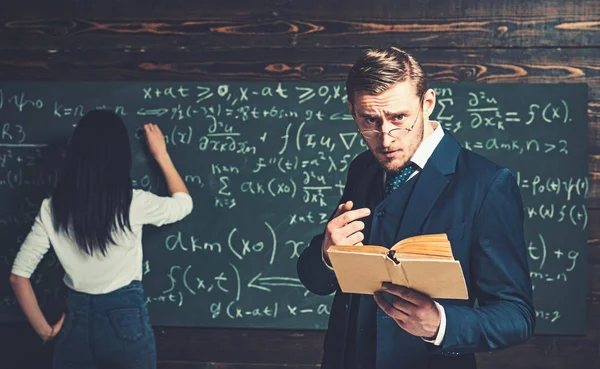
[327, 247, 392, 294]
[400, 259, 468, 299]
[391, 234, 454, 259]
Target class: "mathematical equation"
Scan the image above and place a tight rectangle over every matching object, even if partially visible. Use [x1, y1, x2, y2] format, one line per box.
[0, 82, 588, 331]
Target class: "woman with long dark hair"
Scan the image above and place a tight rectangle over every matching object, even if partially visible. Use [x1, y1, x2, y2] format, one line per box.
[9, 110, 192, 369]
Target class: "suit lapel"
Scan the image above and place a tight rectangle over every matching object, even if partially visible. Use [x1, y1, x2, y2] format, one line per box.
[396, 132, 462, 240]
[352, 156, 383, 244]
[350, 154, 383, 211]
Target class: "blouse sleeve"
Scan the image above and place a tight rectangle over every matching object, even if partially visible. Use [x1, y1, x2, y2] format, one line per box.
[11, 201, 52, 278]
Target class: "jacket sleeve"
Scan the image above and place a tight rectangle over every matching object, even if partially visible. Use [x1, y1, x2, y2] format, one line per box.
[297, 156, 361, 296]
[432, 168, 536, 353]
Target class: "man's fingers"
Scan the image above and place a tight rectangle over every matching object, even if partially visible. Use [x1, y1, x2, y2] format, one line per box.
[342, 220, 365, 235]
[332, 208, 370, 227]
[391, 296, 415, 316]
[345, 231, 364, 245]
[374, 292, 409, 321]
[332, 201, 353, 218]
[375, 288, 415, 316]
[381, 283, 427, 306]
[330, 220, 365, 245]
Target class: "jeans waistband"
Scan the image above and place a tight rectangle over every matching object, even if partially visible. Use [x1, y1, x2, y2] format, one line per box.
[68, 280, 143, 297]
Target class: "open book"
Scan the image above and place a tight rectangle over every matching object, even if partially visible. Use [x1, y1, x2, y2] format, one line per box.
[327, 233, 468, 299]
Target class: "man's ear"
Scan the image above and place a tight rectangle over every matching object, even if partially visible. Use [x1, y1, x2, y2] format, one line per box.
[347, 101, 356, 118]
[423, 88, 436, 119]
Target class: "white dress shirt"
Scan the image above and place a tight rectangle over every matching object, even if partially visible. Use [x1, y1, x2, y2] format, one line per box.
[11, 189, 193, 294]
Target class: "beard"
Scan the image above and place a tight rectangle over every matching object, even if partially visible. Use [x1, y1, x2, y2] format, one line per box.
[373, 117, 424, 173]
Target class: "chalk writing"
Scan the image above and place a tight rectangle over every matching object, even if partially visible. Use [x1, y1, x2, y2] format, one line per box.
[0, 82, 588, 335]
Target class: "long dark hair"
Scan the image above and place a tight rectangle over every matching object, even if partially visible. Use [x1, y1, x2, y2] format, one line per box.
[51, 110, 133, 256]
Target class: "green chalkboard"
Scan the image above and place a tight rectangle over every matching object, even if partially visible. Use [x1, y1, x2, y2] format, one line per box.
[0, 82, 588, 335]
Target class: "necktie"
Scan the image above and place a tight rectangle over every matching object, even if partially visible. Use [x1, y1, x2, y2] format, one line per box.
[385, 163, 417, 196]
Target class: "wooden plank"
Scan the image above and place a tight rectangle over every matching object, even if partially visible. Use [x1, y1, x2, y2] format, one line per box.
[589, 238, 600, 265]
[0, 48, 599, 96]
[588, 209, 600, 264]
[591, 264, 600, 301]
[154, 328, 324, 365]
[1, 0, 600, 49]
[475, 336, 600, 369]
[2, 322, 600, 369]
[6, 0, 600, 18]
[1, 16, 599, 50]
[155, 327, 600, 368]
[589, 101, 600, 156]
[158, 363, 318, 369]
[588, 101, 600, 206]
[587, 159, 600, 208]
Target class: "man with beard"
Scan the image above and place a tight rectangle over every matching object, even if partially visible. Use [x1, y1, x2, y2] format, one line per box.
[297, 47, 535, 369]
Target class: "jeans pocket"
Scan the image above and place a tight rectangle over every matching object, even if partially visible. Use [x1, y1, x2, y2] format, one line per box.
[109, 308, 145, 341]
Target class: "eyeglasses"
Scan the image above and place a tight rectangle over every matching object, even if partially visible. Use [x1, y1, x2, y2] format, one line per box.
[357, 94, 424, 141]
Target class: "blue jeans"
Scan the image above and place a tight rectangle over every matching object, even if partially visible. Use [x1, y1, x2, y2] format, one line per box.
[53, 281, 156, 369]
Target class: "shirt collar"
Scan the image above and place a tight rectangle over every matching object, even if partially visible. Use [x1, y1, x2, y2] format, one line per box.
[409, 121, 445, 170]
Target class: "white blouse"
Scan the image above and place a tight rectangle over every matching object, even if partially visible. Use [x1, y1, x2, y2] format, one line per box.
[11, 189, 193, 294]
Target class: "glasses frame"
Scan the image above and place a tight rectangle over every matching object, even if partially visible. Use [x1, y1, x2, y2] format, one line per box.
[357, 93, 425, 141]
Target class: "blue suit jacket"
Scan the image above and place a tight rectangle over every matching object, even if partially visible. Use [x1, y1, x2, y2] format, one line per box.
[297, 132, 535, 369]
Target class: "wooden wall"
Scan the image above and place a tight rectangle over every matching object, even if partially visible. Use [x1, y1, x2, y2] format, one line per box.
[1, 0, 599, 368]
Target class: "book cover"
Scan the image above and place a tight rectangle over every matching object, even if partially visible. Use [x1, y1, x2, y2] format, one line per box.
[327, 234, 468, 299]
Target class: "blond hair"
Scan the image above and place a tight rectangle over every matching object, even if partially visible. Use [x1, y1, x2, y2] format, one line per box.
[346, 47, 427, 104]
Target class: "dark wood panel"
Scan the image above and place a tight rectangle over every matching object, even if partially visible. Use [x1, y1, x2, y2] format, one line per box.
[0, 48, 599, 95]
[155, 327, 600, 368]
[4, 0, 600, 17]
[588, 208, 600, 266]
[0, 16, 599, 50]
[589, 101, 600, 156]
[590, 264, 600, 297]
[5, 0, 599, 18]
[1, 0, 599, 49]
[2, 326, 600, 369]
[589, 241, 600, 266]
[1, 0, 599, 363]
[154, 328, 324, 365]
[157, 364, 318, 369]
[475, 336, 600, 369]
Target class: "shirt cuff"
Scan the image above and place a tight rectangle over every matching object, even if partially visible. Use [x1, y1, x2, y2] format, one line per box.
[321, 248, 334, 270]
[422, 301, 446, 346]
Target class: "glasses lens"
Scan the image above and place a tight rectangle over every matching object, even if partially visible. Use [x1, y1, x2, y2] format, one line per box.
[388, 128, 408, 139]
[361, 128, 409, 140]
[361, 130, 379, 139]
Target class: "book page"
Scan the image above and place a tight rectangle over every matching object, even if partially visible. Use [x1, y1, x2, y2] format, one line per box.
[388, 262, 409, 287]
[391, 234, 455, 259]
[328, 250, 391, 295]
[399, 260, 468, 300]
